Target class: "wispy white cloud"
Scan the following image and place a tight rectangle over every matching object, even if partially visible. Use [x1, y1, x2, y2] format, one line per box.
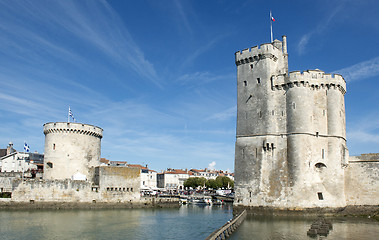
[297, 5, 343, 55]
[0, 0, 161, 87]
[206, 105, 237, 121]
[297, 34, 311, 56]
[177, 71, 234, 87]
[180, 38, 221, 69]
[335, 56, 379, 82]
[172, 0, 193, 35]
[347, 112, 379, 155]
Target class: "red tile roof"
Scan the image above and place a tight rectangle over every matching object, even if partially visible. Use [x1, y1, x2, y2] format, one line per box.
[100, 158, 110, 164]
[164, 169, 188, 174]
[127, 164, 148, 170]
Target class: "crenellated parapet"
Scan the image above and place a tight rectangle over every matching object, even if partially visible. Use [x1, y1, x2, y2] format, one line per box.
[271, 70, 346, 94]
[235, 40, 285, 66]
[43, 122, 103, 139]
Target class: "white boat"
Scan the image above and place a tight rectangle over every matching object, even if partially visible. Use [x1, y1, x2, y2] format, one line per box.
[188, 195, 212, 205]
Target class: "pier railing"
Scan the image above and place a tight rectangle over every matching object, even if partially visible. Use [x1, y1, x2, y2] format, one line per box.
[205, 209, 246, 240]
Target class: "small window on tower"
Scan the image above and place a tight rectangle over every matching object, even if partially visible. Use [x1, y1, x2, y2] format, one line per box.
[292, 102, 296, 109]
[250, 64, 254, 69]
[244, 81, 247, 86]
[53, 144, 55, 150]
[317, 192, 324, 200]
[257, 78, 261, 84]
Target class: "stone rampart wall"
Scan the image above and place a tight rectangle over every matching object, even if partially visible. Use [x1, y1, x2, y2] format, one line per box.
[11, 179, 140, 203]
[0, 173, 21, 192]
[345, 161, 379, 205]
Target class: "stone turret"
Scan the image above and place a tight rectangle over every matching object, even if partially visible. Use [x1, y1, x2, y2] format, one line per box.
[234, 37, 348, 209]
[43, 122, 103, 182]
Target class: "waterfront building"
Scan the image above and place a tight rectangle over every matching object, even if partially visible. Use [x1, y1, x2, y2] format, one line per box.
[234, 36, 379, 209]
[157, 169, 192, 191]
[189, 169, 234, 181]
[189, 169, 218, 180]
[128, 164, 157, 191]
[0, 143, 43, 177]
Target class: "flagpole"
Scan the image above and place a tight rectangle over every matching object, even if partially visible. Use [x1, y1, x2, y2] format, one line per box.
[270, 11, 273, 43]
[68, 106, 70, 123]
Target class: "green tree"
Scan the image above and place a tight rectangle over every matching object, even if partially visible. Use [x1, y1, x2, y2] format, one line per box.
[205, 179, 219, 189]
[184, 177, 207, 189]
[215, 176, 234, 189]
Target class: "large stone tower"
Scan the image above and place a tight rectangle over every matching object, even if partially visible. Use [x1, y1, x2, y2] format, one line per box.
[43, 122, 103, 181]
[234, 36, 348, 209]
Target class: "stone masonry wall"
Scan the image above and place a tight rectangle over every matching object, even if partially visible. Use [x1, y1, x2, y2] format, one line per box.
[11, 166, 141, 203]
[97, 166, 141, 202]
[345, 155, 379, 205]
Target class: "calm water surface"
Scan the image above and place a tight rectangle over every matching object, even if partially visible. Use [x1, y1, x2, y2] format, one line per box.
[230, 215, 379, 240]
[0, 205, 232, 240]
[1, 205, 378, 240]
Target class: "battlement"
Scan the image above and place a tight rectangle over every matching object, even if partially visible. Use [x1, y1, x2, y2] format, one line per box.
[272, 70, 346, 94]
[235, 36, 287, 66]
[43, 122, 103, 138]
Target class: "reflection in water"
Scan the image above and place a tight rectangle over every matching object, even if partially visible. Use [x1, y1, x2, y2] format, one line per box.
[0, 205, 233, 240]
[307, 217, 333, 238]
[1, 206, 378, 240]
[229, 215, 379, 240]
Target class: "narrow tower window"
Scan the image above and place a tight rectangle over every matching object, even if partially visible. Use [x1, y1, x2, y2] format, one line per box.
[257, 78, 261, 84]
[243, 81, 247, 86]
[250, 64, 254, 69]
[53, 143, 55, 150]
[292, 102, 296, 109]
[259, 111, 262, 118]
[322, 149, 325, 159]
[317, 192, 324, 200]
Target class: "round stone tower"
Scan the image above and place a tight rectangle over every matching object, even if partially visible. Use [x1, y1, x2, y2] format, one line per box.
[43, 122, 103, 181]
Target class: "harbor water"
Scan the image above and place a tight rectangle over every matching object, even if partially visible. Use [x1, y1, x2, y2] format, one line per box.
[1, 205, 378, 240]
[0, 205, 233, 240]
[230, 215, 379, 240]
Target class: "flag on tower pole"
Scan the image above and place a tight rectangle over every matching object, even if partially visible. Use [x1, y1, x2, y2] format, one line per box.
[270, 11, 275, 43]
[68, 106, 75, 122]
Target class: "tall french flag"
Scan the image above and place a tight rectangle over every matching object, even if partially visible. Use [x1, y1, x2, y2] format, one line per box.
[270, 11, 276, 42]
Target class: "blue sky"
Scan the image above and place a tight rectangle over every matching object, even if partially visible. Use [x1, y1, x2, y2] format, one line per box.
[0, 0, 378, 172]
